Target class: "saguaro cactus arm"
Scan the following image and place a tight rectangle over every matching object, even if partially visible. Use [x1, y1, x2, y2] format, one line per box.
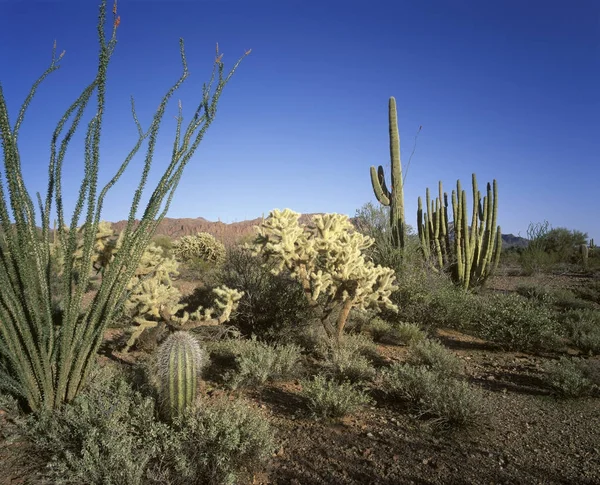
[369, 97, 406, 248]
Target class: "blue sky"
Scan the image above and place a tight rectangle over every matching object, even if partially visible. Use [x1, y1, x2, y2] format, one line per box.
[1, 0, 598, 241]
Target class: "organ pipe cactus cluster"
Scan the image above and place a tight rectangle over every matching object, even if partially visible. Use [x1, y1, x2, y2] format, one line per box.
[251, 209, 398, 344]
[173, 232, 226, 265]
[370, 97, 407, 249]
[417, 174, 502, 289]
[157, 331, 205, 421]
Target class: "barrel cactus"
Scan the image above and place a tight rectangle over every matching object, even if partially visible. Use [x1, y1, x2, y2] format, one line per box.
[156, 331, 205, 421]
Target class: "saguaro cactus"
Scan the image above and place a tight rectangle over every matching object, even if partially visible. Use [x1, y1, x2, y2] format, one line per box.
[417, 174, 502, 289]
[157, 331, 205, 421]
[370, 97, 406, 249]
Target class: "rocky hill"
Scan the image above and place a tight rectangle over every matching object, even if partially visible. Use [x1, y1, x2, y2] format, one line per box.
[110, 215, 528, 249]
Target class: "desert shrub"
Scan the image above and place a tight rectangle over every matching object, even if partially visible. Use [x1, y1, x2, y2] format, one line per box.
[299, 374, 373, 419]
[152, 234, 175, 258]
[516, 284, 557, 305]
[380, 364, 485, 428]
[550, 288, 597, 311]
[543, 357, 599, 398]
[15, 365, 274, 485]
[320, 343, 376, 383]
[394, 322, 428, 344]
[560, 309, 600, 354]
[158, 397, 275, 485]
[473, 293, 562, 350]
[21, 365, 168, 485]
[211, 337, 302, 389]
[571, 281, 600, 305]
[364, 317, 427, 345]
[217, 245, 315, 339]
[390, 263, 481, 331]
[406, 339, 464, 376]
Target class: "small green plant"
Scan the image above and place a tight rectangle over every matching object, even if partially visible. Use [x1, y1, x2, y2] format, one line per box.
[299, 374, 373, 419]
[381, 364, 485, 428]
[367, 318, 427, 345]
[21, 366, 170, 485]
[474, 293, 561, 351]
[157, 331, 206, 421]
[406, 339, 464, 376]
[164, 397, 275, 485]
[213, 337, 302, 389]
[544, 357, 599, 398]
[561, 309, 600, 354]
[320, 342, 376, 383]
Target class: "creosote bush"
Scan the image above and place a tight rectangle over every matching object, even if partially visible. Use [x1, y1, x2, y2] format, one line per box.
[215, 244, 315, 340]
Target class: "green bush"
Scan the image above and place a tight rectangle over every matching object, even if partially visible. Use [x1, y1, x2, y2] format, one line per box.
[216, 245, 315, 339]
[543, 357, 599, 398]
[161, 397, 275, 485]
[406, 339, 464, 376]
[561, 309, 600, 354]
[15, 365, 274, 485]
[299, 374, 373, 419]
[21, 366, 168, 485]
[211, 337, 302, 389]
[474, 293, 561, 351]
[366, 318, 427, 345]
[320, 343, 376, 383]
[381, 364, 485, 428]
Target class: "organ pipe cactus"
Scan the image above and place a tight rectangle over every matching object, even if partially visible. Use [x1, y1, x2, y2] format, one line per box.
[417, 174, 502, 289]
[370, 97, 406, 249]
[157, 331, 205, 421]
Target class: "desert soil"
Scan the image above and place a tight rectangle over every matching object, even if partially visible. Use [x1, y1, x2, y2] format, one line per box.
[1, 271, 599, 485]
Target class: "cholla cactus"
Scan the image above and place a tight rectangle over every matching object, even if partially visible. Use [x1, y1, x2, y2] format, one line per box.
[171, 285, 244, 328]
[122, 243, 183, 352]
[251, 209, 398, 343]
[73, 220, 121, 273]
[157, 331, 205, 421]
[173, 232, 226, 265]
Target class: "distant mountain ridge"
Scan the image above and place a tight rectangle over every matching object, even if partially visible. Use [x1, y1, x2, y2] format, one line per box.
[109, 215, 529, 249]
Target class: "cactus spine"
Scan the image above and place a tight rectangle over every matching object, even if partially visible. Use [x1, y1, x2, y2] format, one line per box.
[370, 97, 406, 249]
[417, 174, 502, 289]
[157, 331, 205, 421]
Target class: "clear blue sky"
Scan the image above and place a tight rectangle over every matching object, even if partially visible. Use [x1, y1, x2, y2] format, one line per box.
[1, 0, 598, 241]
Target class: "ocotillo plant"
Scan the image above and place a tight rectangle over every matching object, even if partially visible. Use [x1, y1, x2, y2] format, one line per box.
[417, 174, 502, 289]
[370, 97, 407, 249]
[157, 331, 205, 421]
[0, 0, 249, 411]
